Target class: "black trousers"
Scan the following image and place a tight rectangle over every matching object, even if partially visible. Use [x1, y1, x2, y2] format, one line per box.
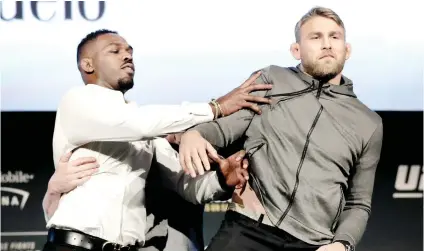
[206, 211, 321, 251]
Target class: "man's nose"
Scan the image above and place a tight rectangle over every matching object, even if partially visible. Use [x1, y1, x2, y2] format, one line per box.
[321, 37, 332, 49]
[123, 52, 133, 61]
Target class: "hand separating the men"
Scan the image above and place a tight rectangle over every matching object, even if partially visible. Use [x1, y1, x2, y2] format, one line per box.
[213, 71, 272, 117]
[180, 71, 272, 177]
[210, 150, 249, 189]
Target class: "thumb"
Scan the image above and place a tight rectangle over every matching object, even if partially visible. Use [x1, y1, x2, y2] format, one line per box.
[242, 159, 249, 169]
[207, 152, 223, 165]
[235, 150, 246, 161]
[59, 151, 72, 163]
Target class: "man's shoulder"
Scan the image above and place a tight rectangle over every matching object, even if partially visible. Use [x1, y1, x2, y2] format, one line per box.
[342, 96, 383, 144]
[59, 84, 126, 108]
[60, 85, 90, 102]
[259, 65, 293, 76]
[55, 86, 85, 111]
[349, 93, 382, 125]
[257, 65, 299, 84]
[354, 99, 383, 129]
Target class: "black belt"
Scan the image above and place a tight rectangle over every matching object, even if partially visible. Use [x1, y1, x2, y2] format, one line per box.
[47, 228, 140, 251]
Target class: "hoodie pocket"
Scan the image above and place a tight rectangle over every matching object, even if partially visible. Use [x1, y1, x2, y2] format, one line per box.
[244, 139, 268, 194]
[246, 139, 266, 158]
[331, 186, 345, 231]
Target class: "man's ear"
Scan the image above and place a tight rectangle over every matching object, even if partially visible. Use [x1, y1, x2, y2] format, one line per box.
[290, 43, 301, 60]
[79, 58, 94, 74]
[345, 43, 352, 61]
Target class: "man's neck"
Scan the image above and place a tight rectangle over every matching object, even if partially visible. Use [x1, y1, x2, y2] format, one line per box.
[95, 80, 114, 90]
[90, 81, 128, 94]
[328, 74, 342, 85]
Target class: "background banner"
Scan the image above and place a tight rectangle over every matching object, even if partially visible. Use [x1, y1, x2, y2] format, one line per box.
[1, 0, 423, 111]
[1, 111, 422, 251]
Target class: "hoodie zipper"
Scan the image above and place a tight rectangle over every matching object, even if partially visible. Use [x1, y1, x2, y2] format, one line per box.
[275, 82, 325, 226]
[331, 186, 344, 231]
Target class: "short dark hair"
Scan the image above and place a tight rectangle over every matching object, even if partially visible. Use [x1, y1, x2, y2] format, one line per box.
[76, 29, 118, 63]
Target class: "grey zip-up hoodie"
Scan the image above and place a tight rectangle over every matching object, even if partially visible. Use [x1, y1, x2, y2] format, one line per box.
[192, 65, 383, 246]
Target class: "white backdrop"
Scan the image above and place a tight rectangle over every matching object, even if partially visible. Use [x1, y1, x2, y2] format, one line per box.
[1, 0, 423, 111]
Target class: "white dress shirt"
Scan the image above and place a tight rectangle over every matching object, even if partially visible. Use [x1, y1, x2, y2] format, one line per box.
[47, 84, 226, 246]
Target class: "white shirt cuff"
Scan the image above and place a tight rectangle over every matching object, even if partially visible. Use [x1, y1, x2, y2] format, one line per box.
[182, 102, 214, 120]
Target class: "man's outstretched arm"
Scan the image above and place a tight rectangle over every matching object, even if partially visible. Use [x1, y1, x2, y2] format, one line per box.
[61, 72, 271, 146]
[179, 67, 273, 177]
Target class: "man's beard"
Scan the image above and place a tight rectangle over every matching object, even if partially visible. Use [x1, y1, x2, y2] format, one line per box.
[302, 58, 345, 83]
[117, 77, 134, 92]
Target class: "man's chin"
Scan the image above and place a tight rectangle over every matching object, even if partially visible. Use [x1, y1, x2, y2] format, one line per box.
[117, 78, 134, 92]
[313, 63, 344, 80]
[313, 68, 338, 80]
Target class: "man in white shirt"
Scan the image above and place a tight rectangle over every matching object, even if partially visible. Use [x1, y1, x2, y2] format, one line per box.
[42, 29, 271, 251]
[43, 137, 246, 251]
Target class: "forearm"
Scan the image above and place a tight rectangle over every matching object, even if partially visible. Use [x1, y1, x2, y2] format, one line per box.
[153, 138, 230, 204]
[63, 102, 215, 145]
[60, 86, 217, 145]
[333, 207, 370, 246]
[192, 122, 227, 148]
[42, 190, 61, 221]
[334, 122, 384, 246]
[191, 108, 256, 149]
[174, 171, 230, 204]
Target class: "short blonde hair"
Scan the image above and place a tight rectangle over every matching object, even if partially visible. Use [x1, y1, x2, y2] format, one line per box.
[295, 7, 345, 42]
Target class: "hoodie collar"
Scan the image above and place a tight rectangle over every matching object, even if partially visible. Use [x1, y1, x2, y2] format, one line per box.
[291, 65, 356, 98]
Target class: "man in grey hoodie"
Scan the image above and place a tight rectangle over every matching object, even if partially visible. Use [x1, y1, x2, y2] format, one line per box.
[178, 6, 383, 251]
